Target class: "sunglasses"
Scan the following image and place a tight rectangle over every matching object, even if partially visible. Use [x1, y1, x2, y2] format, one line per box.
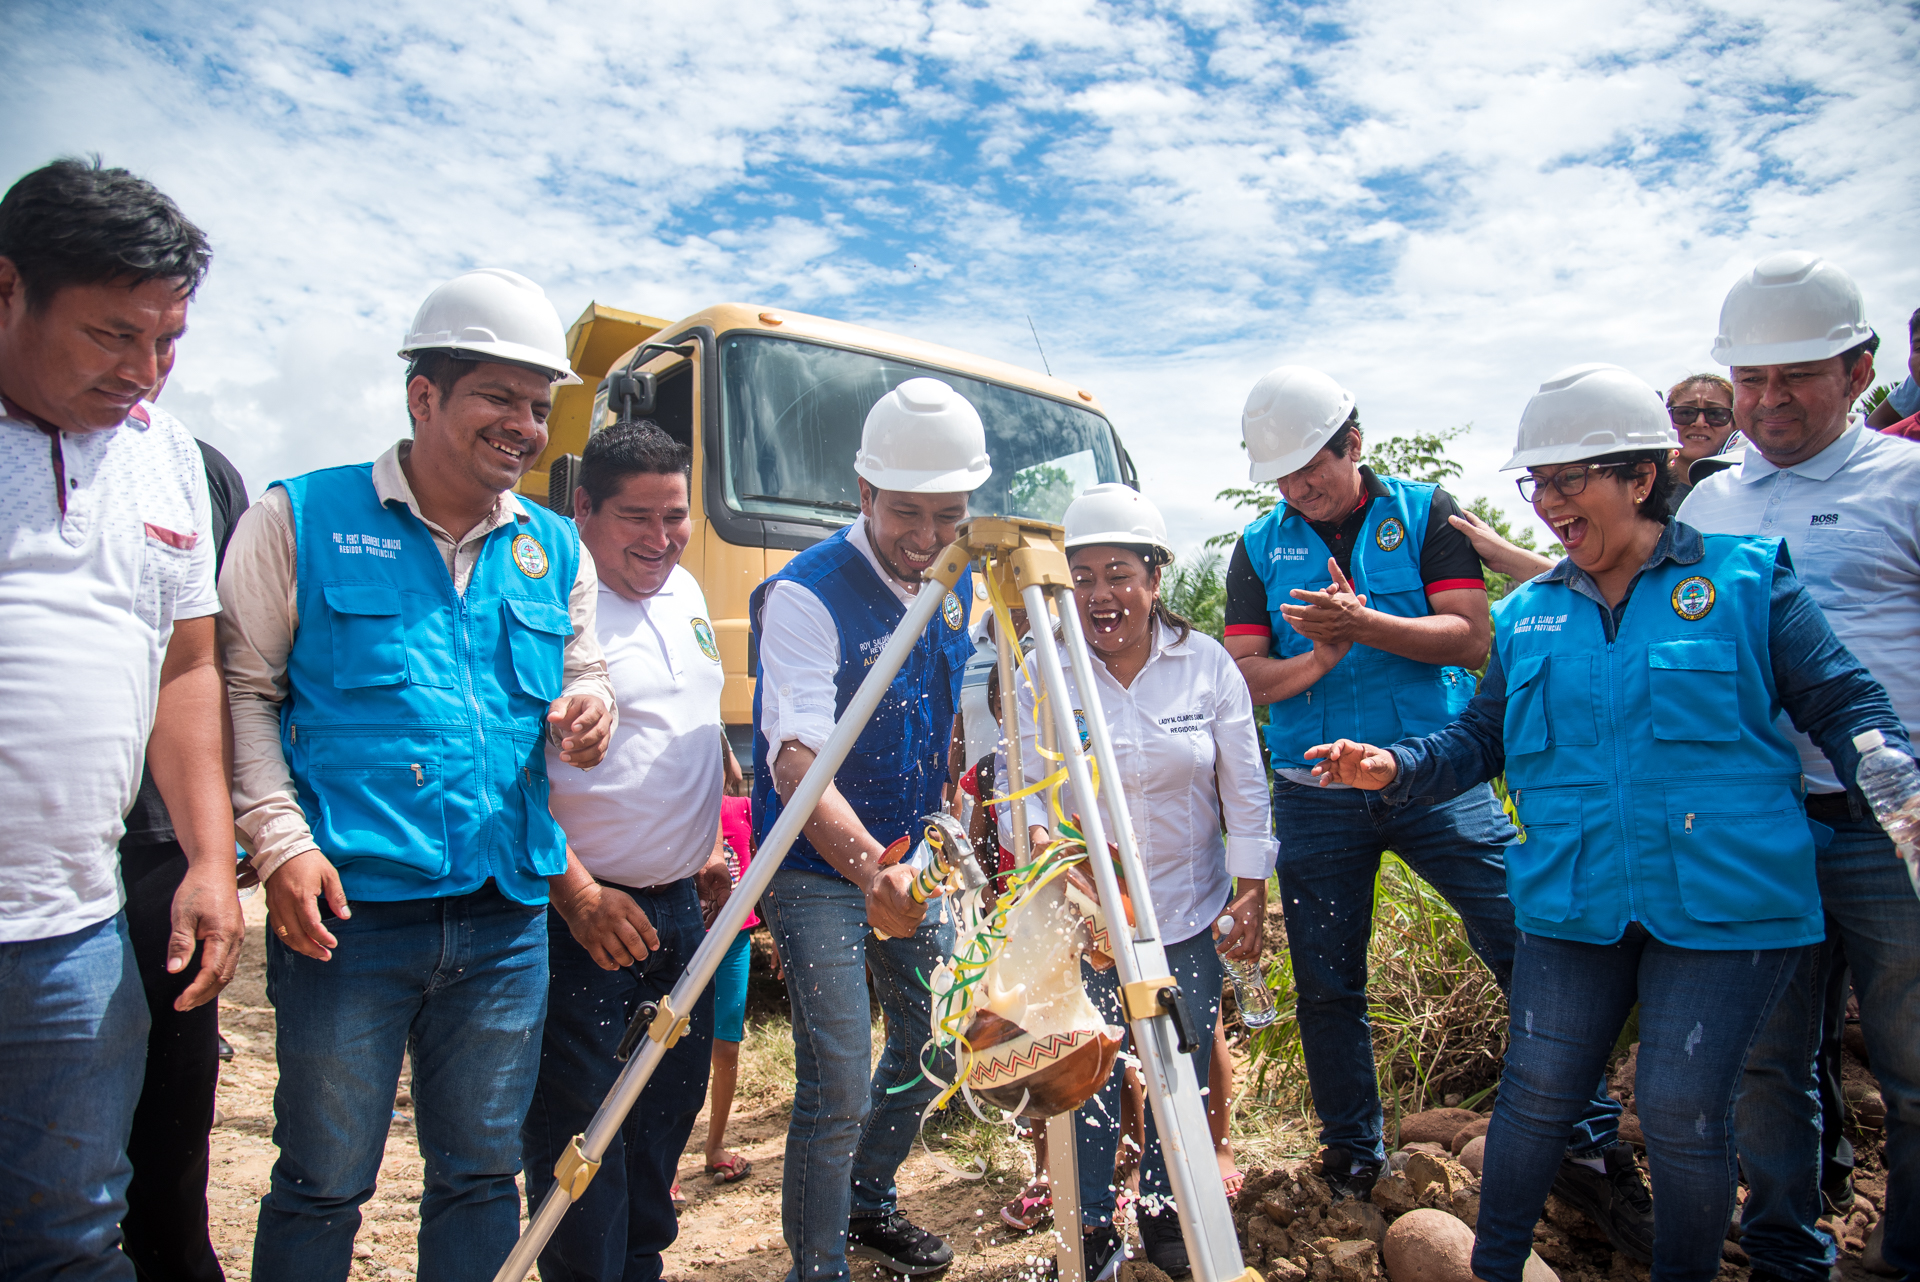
[1668, 405, 1733, 427]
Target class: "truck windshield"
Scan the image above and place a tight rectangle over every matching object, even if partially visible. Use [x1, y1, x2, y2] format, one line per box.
[719, 334, 1124, 526]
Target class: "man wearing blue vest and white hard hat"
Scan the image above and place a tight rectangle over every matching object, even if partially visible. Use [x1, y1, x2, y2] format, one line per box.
[1683, 253, 1920, 1282]
[220, 268, 615, 1282]
[751, 376, 984, 1282]
[1221, 367, 1649, 1255]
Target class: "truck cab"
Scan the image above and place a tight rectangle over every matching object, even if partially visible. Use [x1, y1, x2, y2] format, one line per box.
[515, 301, 1135, 764]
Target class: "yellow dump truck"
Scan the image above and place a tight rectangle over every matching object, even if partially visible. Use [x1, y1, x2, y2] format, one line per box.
[513, 301, 1136, 761]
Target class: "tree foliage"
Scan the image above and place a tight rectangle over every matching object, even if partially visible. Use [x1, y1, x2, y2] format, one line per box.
[1161, 550, 1226, 642]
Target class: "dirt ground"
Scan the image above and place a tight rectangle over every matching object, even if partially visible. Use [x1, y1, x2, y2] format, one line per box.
[208, 894, 1108, 1281]
[206, 894, 1893, 1282]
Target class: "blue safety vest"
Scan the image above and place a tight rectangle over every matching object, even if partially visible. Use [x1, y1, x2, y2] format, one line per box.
[276, 464, 578, 904]
[1492, 534, 1819, 949]
[749, 527, 973, 877]
[1241, 475, 1475, 767]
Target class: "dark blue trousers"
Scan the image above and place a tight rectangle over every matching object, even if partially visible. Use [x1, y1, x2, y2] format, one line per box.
[521, 879, 715, 1282]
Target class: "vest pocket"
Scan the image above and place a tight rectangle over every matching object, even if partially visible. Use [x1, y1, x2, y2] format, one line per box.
[1506, 787, 1586, 922]
[503, 596, 571, 703]
[325, 584, 408, 689]
[306, 758, 451, 877]
[1503, 653, 1551, 755]
[1648, 637, 1740, 742]
[517, 766, 567, 877]
[1667, 786, 1817, 922]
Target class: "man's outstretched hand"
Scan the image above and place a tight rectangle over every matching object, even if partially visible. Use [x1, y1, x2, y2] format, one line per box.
[1305, 738, 1399, 790]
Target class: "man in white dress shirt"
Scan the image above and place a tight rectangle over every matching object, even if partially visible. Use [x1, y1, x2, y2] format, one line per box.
[750, 378, 988, 1281]
[523, 419, 732, 1282]
[1681, 252, 1920, 1281]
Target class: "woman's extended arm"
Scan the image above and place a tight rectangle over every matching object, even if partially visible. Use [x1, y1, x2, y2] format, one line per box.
[1369, 648, 1511, 806]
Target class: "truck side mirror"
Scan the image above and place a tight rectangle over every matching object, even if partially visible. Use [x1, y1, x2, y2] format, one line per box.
[605, 369, 657, 422]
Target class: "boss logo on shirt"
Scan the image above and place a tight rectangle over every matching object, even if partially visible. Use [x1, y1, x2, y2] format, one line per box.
[1672, 576, 1716, 621]
[692, 617, 721, 663]
[511, 533, 549, 579]
[1375, 517, 1406, 552]
[943, 591, 964, 631]
[1810, 513, 1840, 526]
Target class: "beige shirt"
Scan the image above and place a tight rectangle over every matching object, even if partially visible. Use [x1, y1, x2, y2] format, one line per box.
[219, 441, 614, 881]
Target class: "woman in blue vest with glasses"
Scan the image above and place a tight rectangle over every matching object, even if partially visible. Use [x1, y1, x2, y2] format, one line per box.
[1306, 363, 1910, 1282]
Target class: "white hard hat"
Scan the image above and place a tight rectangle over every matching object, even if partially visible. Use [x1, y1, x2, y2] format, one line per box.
[1241, 366, 1357, 482]
[1502, 364, 1680, 470]
[1064, 483, 1173, 564]
[853, 377, 991, 493]
[399, 268, 581, 385]
[1710, 251, 1873, 367]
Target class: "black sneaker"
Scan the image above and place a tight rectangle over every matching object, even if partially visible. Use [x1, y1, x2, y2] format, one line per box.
[847, 1211, 953, 1275]
[1320, 1147, 1384, 1201]
[1082, 1223, 1126, 1282]
[1551, 1145, 1654, 1265]
[1139, 1208, 1190, 1279]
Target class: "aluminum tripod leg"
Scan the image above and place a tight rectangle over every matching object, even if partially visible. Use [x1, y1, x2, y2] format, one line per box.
[1020, 581, 1254, 1282]
[490, 548, 968, 1282]
[1048, 1103, 1085, 1281]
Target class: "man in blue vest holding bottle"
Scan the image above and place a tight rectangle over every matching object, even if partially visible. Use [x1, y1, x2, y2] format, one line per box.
[220, 269, 615, 1282]
[1222, 367, 1648, 1257]
[751, 377, 985, 1282]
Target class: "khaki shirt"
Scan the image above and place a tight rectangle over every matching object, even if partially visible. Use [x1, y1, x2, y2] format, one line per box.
[220, 441, 614, 881]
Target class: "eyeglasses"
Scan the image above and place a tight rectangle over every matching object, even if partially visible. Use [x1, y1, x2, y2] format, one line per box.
[1516, 464, 1635, 503]
[1668, 405, 1733, 427]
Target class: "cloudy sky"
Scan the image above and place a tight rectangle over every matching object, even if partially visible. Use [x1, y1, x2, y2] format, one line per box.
[7, 0, 1916, 555]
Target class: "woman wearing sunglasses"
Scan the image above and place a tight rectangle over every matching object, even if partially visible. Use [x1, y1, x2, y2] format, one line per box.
[1306, 363, 1908, 1282]
[1665, 373, 1740, 510]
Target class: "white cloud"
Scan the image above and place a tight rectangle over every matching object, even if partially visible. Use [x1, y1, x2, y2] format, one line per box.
[3, 0, 1915, 555]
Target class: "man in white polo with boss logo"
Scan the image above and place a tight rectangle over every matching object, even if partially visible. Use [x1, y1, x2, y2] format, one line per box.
[522, 419, 733, 1282]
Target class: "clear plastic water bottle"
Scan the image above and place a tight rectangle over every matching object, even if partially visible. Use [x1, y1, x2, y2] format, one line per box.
[1853, 729, 1920, 897]
[1216, 915, 1277, 1030]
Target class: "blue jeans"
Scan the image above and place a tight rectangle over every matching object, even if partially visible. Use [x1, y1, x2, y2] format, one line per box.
[522, 878, 716, 1282]
[1472, 926, 1799, 1282]
[1736, 813, 1920, 1282]
[0, 912, 149, 1282]
[1272, 779, 1619, 1161]
[1073, 931, 1224, 1224]
[254, 884, 548, 1282]
[762, 868, 956, 1282]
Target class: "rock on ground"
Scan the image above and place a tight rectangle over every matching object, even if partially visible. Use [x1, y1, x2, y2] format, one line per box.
[1458, 1136, 1486, 1177]
[1397, 1109, 1483, 1147]
[1449, 1117, 1491, 1154]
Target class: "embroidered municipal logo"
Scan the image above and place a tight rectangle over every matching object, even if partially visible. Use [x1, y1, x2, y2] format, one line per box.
[942, 591, 964, 631]
[511, 533, 549, 579]
[1671, 575, 1715, 621]
[1073, 709, 1091, 750]
[692, 617, 721, 663]
[1374, 517, 1406, 552]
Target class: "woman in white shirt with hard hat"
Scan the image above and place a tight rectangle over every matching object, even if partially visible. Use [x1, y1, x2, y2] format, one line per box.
[1016, 484, 1276, 1281]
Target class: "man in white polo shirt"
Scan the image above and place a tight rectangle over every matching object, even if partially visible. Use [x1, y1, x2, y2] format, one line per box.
[1681, 252, 1920, 1282]
[522, 419, 732, 1282]
[0, 157, 243, 1280]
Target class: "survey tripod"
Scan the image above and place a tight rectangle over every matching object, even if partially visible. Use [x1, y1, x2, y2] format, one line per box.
[493, 516, 1259, 1282]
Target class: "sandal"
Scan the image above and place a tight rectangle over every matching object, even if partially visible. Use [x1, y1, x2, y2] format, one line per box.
[706, 1153, 753, 1184]
[1222, 1168, 1245, 1198]
[1113, 1188, 1138, 1230]
[670, 1181, 687, 1209]
[999, 1182, 1052, 1231]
